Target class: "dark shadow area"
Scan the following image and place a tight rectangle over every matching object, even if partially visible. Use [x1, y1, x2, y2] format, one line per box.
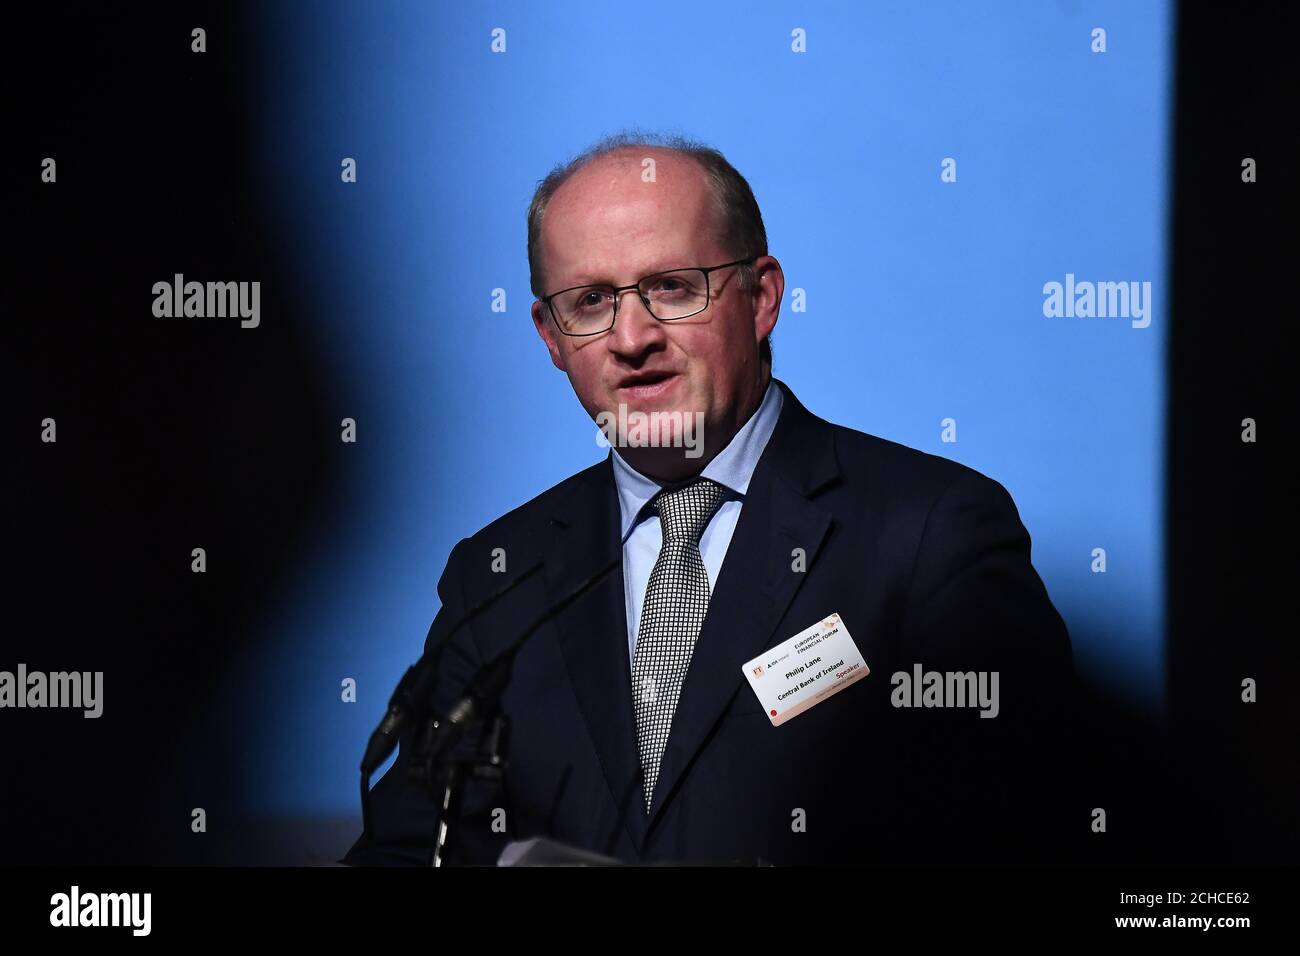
[4, 3, 341, 864]
[1164, 3, 1297, 864]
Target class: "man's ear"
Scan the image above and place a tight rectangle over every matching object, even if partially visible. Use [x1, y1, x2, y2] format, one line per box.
[752, 256, 784, 345]
[532, 299, 566, 371]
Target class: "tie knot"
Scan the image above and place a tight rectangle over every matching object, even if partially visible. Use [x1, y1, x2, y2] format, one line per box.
[653, 478, 728, 544]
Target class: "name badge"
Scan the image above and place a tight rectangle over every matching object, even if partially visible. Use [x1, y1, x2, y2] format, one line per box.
[741, 613, 869, 726]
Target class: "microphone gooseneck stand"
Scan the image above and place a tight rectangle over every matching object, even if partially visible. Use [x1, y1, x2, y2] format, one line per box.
[409, 556, 622, 866]
[359, 555, 621, 866]
[358, 560, 545, 861]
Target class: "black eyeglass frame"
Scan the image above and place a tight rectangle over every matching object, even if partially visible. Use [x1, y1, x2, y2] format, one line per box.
[540, 255, 759, 337]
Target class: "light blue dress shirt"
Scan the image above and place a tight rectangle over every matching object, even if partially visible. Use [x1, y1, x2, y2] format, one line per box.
[611, 379, 784, 673]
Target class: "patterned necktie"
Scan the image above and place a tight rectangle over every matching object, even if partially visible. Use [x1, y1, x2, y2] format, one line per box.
[630, 477, 729, 813]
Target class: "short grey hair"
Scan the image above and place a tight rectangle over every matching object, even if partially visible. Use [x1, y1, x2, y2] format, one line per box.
[527, 129, 772, 366]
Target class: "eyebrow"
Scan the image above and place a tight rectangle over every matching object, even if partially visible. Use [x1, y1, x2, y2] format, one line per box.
[567, 260, 693, 287]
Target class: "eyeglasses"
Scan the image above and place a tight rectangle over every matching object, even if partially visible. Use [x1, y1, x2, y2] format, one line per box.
[541, 256, 758, 336]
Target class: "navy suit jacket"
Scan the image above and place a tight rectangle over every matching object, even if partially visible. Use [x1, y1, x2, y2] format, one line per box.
[344, 379, 1079, 866]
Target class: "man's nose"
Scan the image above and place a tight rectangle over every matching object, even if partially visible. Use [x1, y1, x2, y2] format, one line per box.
[607, 288, 667, 358]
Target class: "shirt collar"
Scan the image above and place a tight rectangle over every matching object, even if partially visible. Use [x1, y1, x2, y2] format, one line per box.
[610, 378, 784, 542]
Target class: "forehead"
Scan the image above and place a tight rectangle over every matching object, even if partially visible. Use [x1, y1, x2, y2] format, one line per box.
[541, 149, 723, 286]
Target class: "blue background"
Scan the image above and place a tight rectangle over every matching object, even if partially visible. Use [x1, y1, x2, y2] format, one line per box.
[232, 0, 1171, 822]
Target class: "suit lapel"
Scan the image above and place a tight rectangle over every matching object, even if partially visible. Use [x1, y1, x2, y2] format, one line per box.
[645, 381, 840, 829]
[545, 462, 650, 854]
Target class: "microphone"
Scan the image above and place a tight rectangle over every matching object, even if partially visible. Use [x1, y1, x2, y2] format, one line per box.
[361, 559, 544, 777]
[418, 555, 622, 770]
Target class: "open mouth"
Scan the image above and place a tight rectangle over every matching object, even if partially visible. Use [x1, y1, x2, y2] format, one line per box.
[617, 372, 678, 398]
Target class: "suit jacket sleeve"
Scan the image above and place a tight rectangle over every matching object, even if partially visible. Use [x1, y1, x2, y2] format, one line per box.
[341, 537, 512, 866]
[890, 467, 1081, 862]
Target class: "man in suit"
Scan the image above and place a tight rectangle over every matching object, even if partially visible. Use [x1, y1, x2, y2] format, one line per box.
[344, 133, 1079, 866]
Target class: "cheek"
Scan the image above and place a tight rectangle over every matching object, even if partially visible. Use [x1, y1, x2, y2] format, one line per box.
[699, 321, 747, 374]
[682, 322, 730, 361]
[564, 338, 595, 368]
[567, 348, 608, 395]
